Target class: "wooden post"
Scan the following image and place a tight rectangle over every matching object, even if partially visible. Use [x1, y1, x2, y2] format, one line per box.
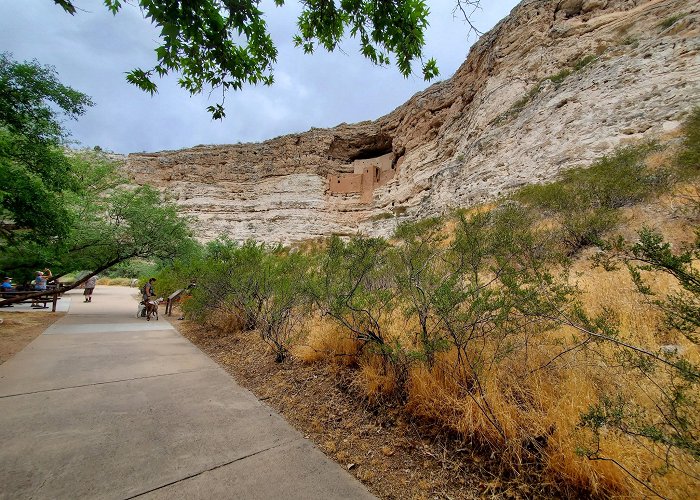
[52, 291, 58, 312]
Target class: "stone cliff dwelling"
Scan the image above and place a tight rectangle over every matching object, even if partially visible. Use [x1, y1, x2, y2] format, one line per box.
[327, 152, 402, 203]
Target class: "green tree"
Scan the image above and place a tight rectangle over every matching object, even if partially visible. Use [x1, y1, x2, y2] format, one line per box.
[0, 54, 194, 303]
[52, 0, 451, 118]
[0, 52, 93, 242]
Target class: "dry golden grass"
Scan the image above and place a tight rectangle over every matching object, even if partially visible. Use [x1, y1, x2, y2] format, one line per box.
[202, 307, 246, 335]
[295, 242, 700, 498]
[292, 316, 361, 366]
[355, 355, 399, 401]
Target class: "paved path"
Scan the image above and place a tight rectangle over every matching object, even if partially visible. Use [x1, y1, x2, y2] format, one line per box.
[0, 286, 374, 500]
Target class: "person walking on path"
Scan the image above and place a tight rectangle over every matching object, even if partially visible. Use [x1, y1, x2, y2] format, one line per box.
[84, 275, 97, 302]
[139, 278, 157, 317]
[142, 278, 156, 303]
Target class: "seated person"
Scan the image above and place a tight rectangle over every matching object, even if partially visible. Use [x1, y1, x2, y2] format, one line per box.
[0, 277, 14, 307]
[32, 268, 52, 308]
[1, 276, 12, 290]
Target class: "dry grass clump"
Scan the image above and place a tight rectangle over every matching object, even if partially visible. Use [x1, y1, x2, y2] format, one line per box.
[292, 316, 361, 366]
[355, 355, 399, 401]
[201, 308, 246, 335]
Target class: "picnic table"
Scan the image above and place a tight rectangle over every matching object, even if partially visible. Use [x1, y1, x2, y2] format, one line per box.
[0, 286, 65, 312]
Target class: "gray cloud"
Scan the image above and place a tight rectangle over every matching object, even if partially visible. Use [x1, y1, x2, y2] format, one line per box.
[0, 0, 519, 153]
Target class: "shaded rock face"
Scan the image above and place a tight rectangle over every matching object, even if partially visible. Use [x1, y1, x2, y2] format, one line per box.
[124, 0, 700, 244]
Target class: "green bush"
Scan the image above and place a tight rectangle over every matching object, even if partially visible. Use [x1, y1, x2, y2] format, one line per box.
[573, 54, 597, 71]
[158, 238, 312, 361]
[546, 68, 571, 85]
[311, 235, 395, 348]
[103, 259, 158, 279]
[515, 142, 668, 252]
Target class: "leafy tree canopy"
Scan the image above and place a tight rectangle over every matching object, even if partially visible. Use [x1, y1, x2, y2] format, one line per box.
[0, 52, 94, 242]
[51, 0, 466, 119]
[0, 53, 194, 297]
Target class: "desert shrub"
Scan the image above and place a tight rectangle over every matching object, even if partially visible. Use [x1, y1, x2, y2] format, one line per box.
[391, 217, 452, 366]
[99, 277, 132, 286]
[369, 212, 394, 222]
[516, 142, 668, 252]
[103, 258, 158, 279]
[181, 239, 266, 327]
[405, 206, 575, 442]
[547, 68, 571, 85]
[573, 54, 597, 71]
[254, 250, 312, 362]
[172, 238, 312, 360]
[311, 235, 396, 348]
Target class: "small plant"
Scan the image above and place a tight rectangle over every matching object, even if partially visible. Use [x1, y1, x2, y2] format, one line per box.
[676, 107, 700, 178]
[658, 13, 686, 30]
[546, 68, 571, 85]
[573, 54, 597, 71]
[621, 35, 639, 47]
[370, 212, 394, 222]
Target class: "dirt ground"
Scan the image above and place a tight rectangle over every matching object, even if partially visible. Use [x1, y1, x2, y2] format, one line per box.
[0, 312, 64, 364]
[174, 318, 558, 499]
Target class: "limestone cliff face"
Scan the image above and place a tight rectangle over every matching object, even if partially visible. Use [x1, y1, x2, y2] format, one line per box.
[124, 0, 700, 244]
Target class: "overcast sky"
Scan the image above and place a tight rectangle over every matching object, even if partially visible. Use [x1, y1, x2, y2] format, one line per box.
[1, 0, 520, 153]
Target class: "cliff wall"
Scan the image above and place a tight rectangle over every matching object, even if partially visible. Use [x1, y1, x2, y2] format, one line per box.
[124, 0, 700, 243]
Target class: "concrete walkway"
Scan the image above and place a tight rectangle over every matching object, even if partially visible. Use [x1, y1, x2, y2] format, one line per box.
[0, 286, 374, 500]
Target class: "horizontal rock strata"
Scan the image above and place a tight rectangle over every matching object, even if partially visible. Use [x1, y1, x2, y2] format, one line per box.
[124, 0, 700, 244]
